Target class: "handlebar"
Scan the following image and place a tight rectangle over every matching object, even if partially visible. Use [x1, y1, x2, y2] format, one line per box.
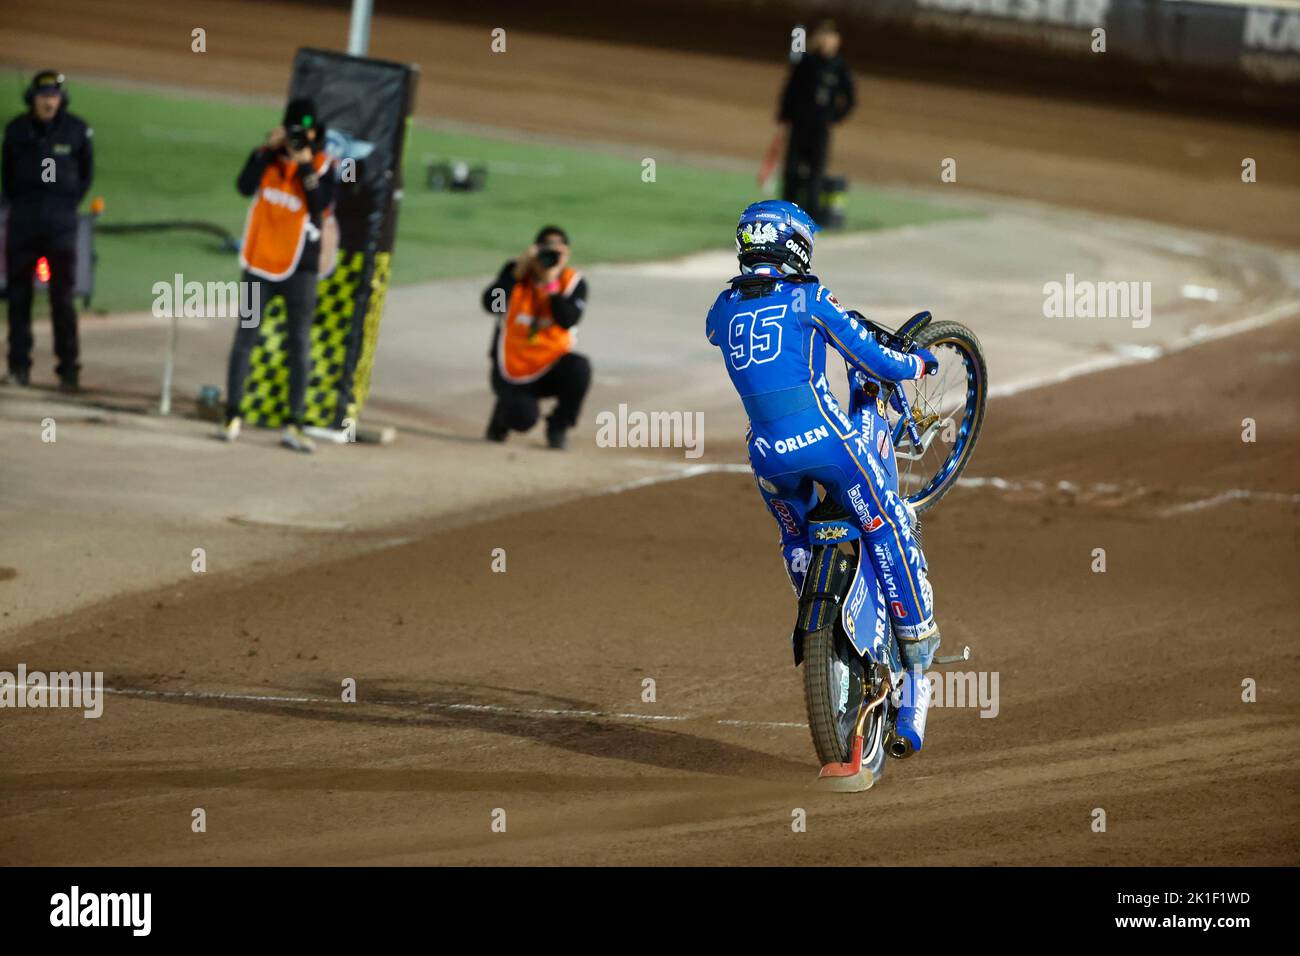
[846, 309, 927, 450]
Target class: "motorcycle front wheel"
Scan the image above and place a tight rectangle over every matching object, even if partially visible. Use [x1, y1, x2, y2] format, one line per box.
[892, 320, 988, 514]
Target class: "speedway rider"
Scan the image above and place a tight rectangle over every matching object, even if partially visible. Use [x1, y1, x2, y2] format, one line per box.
[705, 200, 941, 670]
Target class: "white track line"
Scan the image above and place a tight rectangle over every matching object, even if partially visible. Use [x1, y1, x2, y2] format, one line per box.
[959, 477, 1298, 515]
[990, 298, 1300, 398]
[99, 685, 807, 731]
[599, 463, 746, 496]
[1157, 489, 1300, 517]
[597, 290, 1300, 508]
[599, 464, 1298, 517]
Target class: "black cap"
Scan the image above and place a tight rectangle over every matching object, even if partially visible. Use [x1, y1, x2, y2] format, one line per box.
[31, 70, 65, 95]
[283, 97, 318, 131]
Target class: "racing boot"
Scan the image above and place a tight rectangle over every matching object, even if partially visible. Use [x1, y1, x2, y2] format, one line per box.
[896, 624, 940, 671]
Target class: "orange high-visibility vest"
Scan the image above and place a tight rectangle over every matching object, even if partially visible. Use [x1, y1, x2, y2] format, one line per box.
[239, 151, 332, 281]
[497, 267, 581, 382]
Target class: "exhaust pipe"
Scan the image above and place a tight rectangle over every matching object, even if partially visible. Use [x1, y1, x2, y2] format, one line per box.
[888, 735, 915, 759]
[888, 670, 931, 759]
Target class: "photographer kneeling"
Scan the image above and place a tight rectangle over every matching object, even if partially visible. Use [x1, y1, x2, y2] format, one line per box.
[481, 226, 590, 450]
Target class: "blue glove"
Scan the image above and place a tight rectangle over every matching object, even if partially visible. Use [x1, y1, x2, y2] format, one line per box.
[915, 348, 939, 377]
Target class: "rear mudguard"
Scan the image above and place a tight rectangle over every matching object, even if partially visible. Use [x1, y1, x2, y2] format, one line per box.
[792, 519, 889, 666]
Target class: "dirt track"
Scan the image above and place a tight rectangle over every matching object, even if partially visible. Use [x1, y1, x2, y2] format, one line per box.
[1, 1, 1298, 865]
[4, 311, 1298, 865]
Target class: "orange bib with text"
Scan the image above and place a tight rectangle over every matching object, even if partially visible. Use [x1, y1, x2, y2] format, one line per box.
[497, 267, 580, 382]
[239, 151, 331, 281]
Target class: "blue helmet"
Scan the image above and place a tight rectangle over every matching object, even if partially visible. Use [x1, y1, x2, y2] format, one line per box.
[735, 199, 818, 275]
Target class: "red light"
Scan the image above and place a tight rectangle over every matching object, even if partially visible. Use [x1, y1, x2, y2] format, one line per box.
[35, 257, 50, 283]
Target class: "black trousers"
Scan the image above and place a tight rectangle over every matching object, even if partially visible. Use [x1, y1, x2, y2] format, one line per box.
[489, 351, 591, 434]
[782, 124, 830, 225]
[225, 268, 317, 423]
[6, 229, 79, 378]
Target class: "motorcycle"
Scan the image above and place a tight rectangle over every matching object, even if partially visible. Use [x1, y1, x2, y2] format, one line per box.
[794, 309, 988, 791]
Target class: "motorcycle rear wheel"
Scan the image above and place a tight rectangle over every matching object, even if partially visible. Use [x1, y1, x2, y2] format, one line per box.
[802, 624, 889, 779]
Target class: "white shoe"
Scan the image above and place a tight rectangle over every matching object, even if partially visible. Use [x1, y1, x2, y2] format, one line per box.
[280, 424, 316, 453]
[220, 416, 241, 442]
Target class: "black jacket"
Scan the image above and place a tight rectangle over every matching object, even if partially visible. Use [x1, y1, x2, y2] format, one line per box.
[2, 106, 94, 236]
[778, 53, 856, 133]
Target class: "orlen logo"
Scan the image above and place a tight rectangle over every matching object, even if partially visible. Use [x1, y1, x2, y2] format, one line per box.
[1244, 8, 1300, 52]
[774, 424, 829, 454]
[261, 186, 303, 212]
[771, 498, 801, 536]
[784, 238, 809, 264]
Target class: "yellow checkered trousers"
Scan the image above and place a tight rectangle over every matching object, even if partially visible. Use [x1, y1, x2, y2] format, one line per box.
[238, 250, 392, 428]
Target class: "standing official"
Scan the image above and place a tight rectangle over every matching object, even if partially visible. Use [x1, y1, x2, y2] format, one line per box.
[778, 21, 855, 226]
[1, 70, 93, 390]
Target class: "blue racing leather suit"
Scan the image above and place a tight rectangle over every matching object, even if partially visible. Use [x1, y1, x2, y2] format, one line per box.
[705, 268, 938, 654]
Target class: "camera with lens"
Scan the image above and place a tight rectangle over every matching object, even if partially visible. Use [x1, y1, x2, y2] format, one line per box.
[286, 125, 312, 152]
[536, 248, 561, 268]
